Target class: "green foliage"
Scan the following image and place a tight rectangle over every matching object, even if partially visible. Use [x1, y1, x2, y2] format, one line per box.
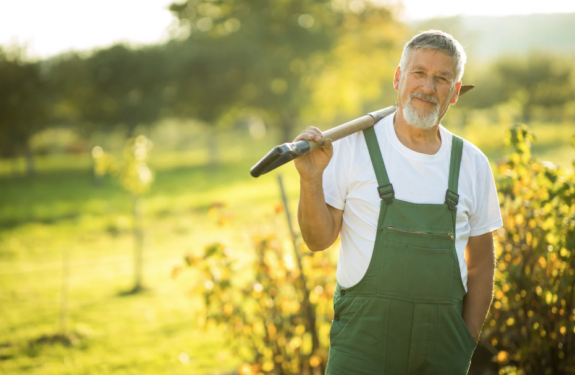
[0, 47, 51, 158]
[168, 0, 403, 140]
[90, 136, 154, 195]
[91, 146, 118, 178]
[119, 135, 154, 196]
[484, 124, 575, 374]
[48, 45, 171, 136]
[29, 1, 401, 146]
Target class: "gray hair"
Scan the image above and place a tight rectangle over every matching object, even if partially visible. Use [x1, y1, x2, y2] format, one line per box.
[399, 30, 467, 83]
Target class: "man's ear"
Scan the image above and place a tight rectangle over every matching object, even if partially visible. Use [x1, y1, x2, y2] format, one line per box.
[393, 66, 401, 91]
[450, 81, 462, 104]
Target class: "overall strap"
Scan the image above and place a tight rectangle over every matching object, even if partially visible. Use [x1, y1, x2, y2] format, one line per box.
[446, 135, 464, 210]
[363, 126, 394, 204]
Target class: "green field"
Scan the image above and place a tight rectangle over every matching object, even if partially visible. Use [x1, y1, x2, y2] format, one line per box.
[1, 120, 574, 374]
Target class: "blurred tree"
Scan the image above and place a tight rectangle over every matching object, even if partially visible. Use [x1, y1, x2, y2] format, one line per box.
[457, 54, 574, 123]
[160, 37, 253, 166]
[87, 137, 153, 293]
[84, 45, 170, 136]
[497, 54, 574, 123]
[119, 136, 154, 293]
[307, 4, 404, 123]
[483, 125, 575, 374]
[47, 44, 170, 138]
[0, 47, 51, 175]
[43, 52, 95, 136]
[168, 0, 403, 142]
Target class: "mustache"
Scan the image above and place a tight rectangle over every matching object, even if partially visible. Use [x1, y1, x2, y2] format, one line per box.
[409, 92, 439, 105]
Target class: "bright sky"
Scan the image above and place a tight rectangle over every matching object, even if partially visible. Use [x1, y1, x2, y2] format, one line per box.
[0, 0, 175, 59]
[398, 0, 575, 20]
[1, 0, 575, 59]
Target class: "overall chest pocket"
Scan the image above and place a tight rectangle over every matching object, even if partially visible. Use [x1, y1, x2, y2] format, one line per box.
[379, 228, 456, 301]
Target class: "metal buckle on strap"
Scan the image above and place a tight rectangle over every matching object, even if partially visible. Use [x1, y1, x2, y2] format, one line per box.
[445, 190, 459, 210]
[378, 184, 395, 205]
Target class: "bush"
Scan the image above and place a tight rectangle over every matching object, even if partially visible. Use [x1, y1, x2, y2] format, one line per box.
[177, 216, 337, 375]
[484, 124, 575, 374]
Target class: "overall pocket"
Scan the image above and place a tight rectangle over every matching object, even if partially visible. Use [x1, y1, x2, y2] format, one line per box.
[330, 299, 385, 354]
[450, 304, 477, 350]
[433, 304, 476, 375]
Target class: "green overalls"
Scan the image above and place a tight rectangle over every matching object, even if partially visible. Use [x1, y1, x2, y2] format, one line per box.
[325, 126, 477, 375]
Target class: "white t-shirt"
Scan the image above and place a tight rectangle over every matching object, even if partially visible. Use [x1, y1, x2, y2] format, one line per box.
[322, 111, 503, 292]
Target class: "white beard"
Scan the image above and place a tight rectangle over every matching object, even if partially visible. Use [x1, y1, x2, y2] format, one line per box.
[402, 96, 440, 129]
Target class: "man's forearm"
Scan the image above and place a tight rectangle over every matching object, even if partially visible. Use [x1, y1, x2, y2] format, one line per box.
[298, 178, 339, 251]
[463, 250, 495, 343]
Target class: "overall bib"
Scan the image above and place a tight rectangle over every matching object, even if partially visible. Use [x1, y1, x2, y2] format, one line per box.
[325, 127, 477, 375]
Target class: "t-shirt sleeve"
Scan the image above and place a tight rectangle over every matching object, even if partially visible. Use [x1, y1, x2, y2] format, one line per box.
[469, 162, 503, 236]
[322, 139, 350, 210]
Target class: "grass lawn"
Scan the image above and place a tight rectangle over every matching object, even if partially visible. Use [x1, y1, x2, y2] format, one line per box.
[0, 127, 303, 374]
[0, 120, 573, 374]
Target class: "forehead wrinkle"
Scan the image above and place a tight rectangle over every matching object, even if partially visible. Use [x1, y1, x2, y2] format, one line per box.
[408, 64, 453, 78]
[409, 65, 428, 71]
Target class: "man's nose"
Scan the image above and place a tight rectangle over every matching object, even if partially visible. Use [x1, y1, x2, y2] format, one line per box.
[420, 75, 436, 94]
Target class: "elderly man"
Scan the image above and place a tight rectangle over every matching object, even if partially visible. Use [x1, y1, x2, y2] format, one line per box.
[295, 30, 502, 374]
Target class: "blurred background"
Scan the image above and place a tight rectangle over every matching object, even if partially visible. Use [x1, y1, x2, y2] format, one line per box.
[1, 1, 575, 374]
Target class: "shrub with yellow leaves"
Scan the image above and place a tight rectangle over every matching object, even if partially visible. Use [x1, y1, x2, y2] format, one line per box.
[483, 124, 575, 374]
[179, 220, 337, 374]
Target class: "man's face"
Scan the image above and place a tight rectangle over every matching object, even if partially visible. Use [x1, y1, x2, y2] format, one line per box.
[394, 48, 462, 129]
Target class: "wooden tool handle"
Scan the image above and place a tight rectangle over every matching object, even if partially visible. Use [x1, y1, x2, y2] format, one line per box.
[307, 105, 397, 152]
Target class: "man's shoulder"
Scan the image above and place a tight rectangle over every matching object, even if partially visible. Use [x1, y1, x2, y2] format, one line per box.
[332, 125, 370, 153]
[336, 111, 394, 148]
[442, 127, 491, 170]
[461, 137, 491, 170]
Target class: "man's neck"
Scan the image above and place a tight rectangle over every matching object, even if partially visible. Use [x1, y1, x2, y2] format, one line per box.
[393, 108, 442, 155]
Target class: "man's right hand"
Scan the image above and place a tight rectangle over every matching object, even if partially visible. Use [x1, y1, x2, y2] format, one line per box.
[293, 126, 334, 181]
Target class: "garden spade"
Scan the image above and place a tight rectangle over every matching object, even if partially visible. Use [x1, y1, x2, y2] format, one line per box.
[250, 84, 475, 177]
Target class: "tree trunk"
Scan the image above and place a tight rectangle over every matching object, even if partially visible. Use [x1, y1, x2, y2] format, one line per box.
[23, 137, 35, 177]
[132, 195, 144, 292]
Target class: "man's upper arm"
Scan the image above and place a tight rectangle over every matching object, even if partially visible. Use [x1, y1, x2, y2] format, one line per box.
[465, 232, 495, 271]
